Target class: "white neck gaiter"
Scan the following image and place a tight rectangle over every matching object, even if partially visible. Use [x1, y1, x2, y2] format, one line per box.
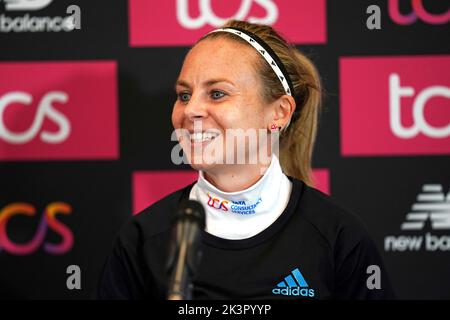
[189, 154, 292, 240]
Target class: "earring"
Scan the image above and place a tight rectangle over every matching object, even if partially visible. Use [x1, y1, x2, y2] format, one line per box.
[270, 124, 278, 130]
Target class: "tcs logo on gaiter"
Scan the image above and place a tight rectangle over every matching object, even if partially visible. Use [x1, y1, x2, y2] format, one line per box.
[207, 193, 229, 211]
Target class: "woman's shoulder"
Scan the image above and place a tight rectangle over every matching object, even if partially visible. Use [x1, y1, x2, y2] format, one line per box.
[291, 179, 395, 299]
[292, 178, 373, 248]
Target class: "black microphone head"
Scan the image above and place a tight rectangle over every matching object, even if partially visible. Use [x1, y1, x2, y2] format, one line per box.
[166, 199, 206, 299]
[176, 199, 206, 229]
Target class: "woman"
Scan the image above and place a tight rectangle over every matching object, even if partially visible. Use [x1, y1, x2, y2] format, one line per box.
[97, 20, 395, 299]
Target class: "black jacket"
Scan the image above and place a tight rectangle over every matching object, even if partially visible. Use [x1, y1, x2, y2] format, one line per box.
[97, 177, 395, 299]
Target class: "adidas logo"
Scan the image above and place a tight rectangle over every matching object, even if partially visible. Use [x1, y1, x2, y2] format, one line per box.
[401, 184, 450, 231]
[272, 268, 315, 297]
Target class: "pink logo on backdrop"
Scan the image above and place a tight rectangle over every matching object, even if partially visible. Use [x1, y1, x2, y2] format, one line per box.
[388, 0, 450, 25]
[129, 0, 326, 46]
[311, 169, 330, 196]
[132, 168, 330, 215]
[340, 55, 450, 156]
[133, 170, 198, 214]
[0, 61, 118, 161]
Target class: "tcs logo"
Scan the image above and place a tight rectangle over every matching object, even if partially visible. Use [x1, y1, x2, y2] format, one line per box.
[340, 55, 450, 156]
[390, 73, 450, 139]
[388, 0, 450, 25]
[0, 61, 118, 161]
[207, 193, 229, 211]
[176, 0, 278, 29]
[129, 0, 326, 46]
[0, 202, 73, 255]
[0, 91, 70, 144]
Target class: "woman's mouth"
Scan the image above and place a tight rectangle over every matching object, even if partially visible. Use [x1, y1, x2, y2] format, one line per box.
[189, 131, 221, 143]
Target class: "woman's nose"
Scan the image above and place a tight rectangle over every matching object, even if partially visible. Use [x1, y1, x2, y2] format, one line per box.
[184, 94, 208, 121]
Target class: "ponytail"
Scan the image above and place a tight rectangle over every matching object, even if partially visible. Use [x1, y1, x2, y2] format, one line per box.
[279, 50, 322, 186]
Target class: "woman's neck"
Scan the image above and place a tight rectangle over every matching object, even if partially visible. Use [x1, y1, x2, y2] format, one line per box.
[190, 154, 292, 240]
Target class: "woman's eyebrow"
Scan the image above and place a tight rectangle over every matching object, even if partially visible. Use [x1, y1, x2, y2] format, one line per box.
[175, 79, 190, 89]
[204, 79, 235, 87]
[175, 79, 235, 90]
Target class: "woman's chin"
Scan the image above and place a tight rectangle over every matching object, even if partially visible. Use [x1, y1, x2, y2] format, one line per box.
[186, 154, 225, 172]
[188, 159, 216, 172]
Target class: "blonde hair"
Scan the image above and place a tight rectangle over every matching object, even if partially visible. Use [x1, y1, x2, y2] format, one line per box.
[199, 20, 322, 186]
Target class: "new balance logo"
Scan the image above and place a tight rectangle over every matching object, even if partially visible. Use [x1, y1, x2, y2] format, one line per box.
[2, 0, 52, 11]
[384, 183, 450, 252]
[401, 184, 450, 231]
[272, 268, 315, 297]
[0, 0, 80, 33]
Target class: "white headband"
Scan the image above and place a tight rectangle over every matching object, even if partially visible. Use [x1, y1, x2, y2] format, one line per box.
[207, 28, 293, 97]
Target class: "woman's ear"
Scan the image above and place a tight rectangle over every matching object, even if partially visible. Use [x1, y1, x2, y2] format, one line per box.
[271, 95, 296, 130]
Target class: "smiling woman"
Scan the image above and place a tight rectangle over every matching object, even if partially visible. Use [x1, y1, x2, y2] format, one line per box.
[172, 24, 312, 190]
[96, 20, 395, 300]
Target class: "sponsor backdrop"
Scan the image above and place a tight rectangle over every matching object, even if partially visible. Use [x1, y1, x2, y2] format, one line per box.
[0, 0, 449, 299]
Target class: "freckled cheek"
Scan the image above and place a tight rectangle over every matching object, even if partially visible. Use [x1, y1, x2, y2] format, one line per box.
[210, 110, 238, 130]
[225, 106, 259, 129]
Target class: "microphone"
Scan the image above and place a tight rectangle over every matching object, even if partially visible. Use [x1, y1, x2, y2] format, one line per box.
[166, 199, 206, 300]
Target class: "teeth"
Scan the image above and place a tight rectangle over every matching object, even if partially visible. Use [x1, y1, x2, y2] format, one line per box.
[189, 131, 220, 142]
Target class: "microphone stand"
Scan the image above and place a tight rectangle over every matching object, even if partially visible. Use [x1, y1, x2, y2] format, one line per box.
[167, 201, 205, 300]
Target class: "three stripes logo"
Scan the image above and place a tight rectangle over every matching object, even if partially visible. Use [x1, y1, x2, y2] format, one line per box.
[272, 268, 315, 297]
[401, 184, 450, 231]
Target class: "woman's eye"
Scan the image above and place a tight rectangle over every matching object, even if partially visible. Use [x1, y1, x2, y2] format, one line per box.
[211, 90, 226, 100]
[178, 92, 191, 102]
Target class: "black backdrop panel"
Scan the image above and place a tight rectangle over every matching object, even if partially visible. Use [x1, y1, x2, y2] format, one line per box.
[0, 0, 449, 299]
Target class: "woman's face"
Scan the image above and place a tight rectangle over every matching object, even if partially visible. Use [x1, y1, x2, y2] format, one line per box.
[172, 37, 274, 172]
